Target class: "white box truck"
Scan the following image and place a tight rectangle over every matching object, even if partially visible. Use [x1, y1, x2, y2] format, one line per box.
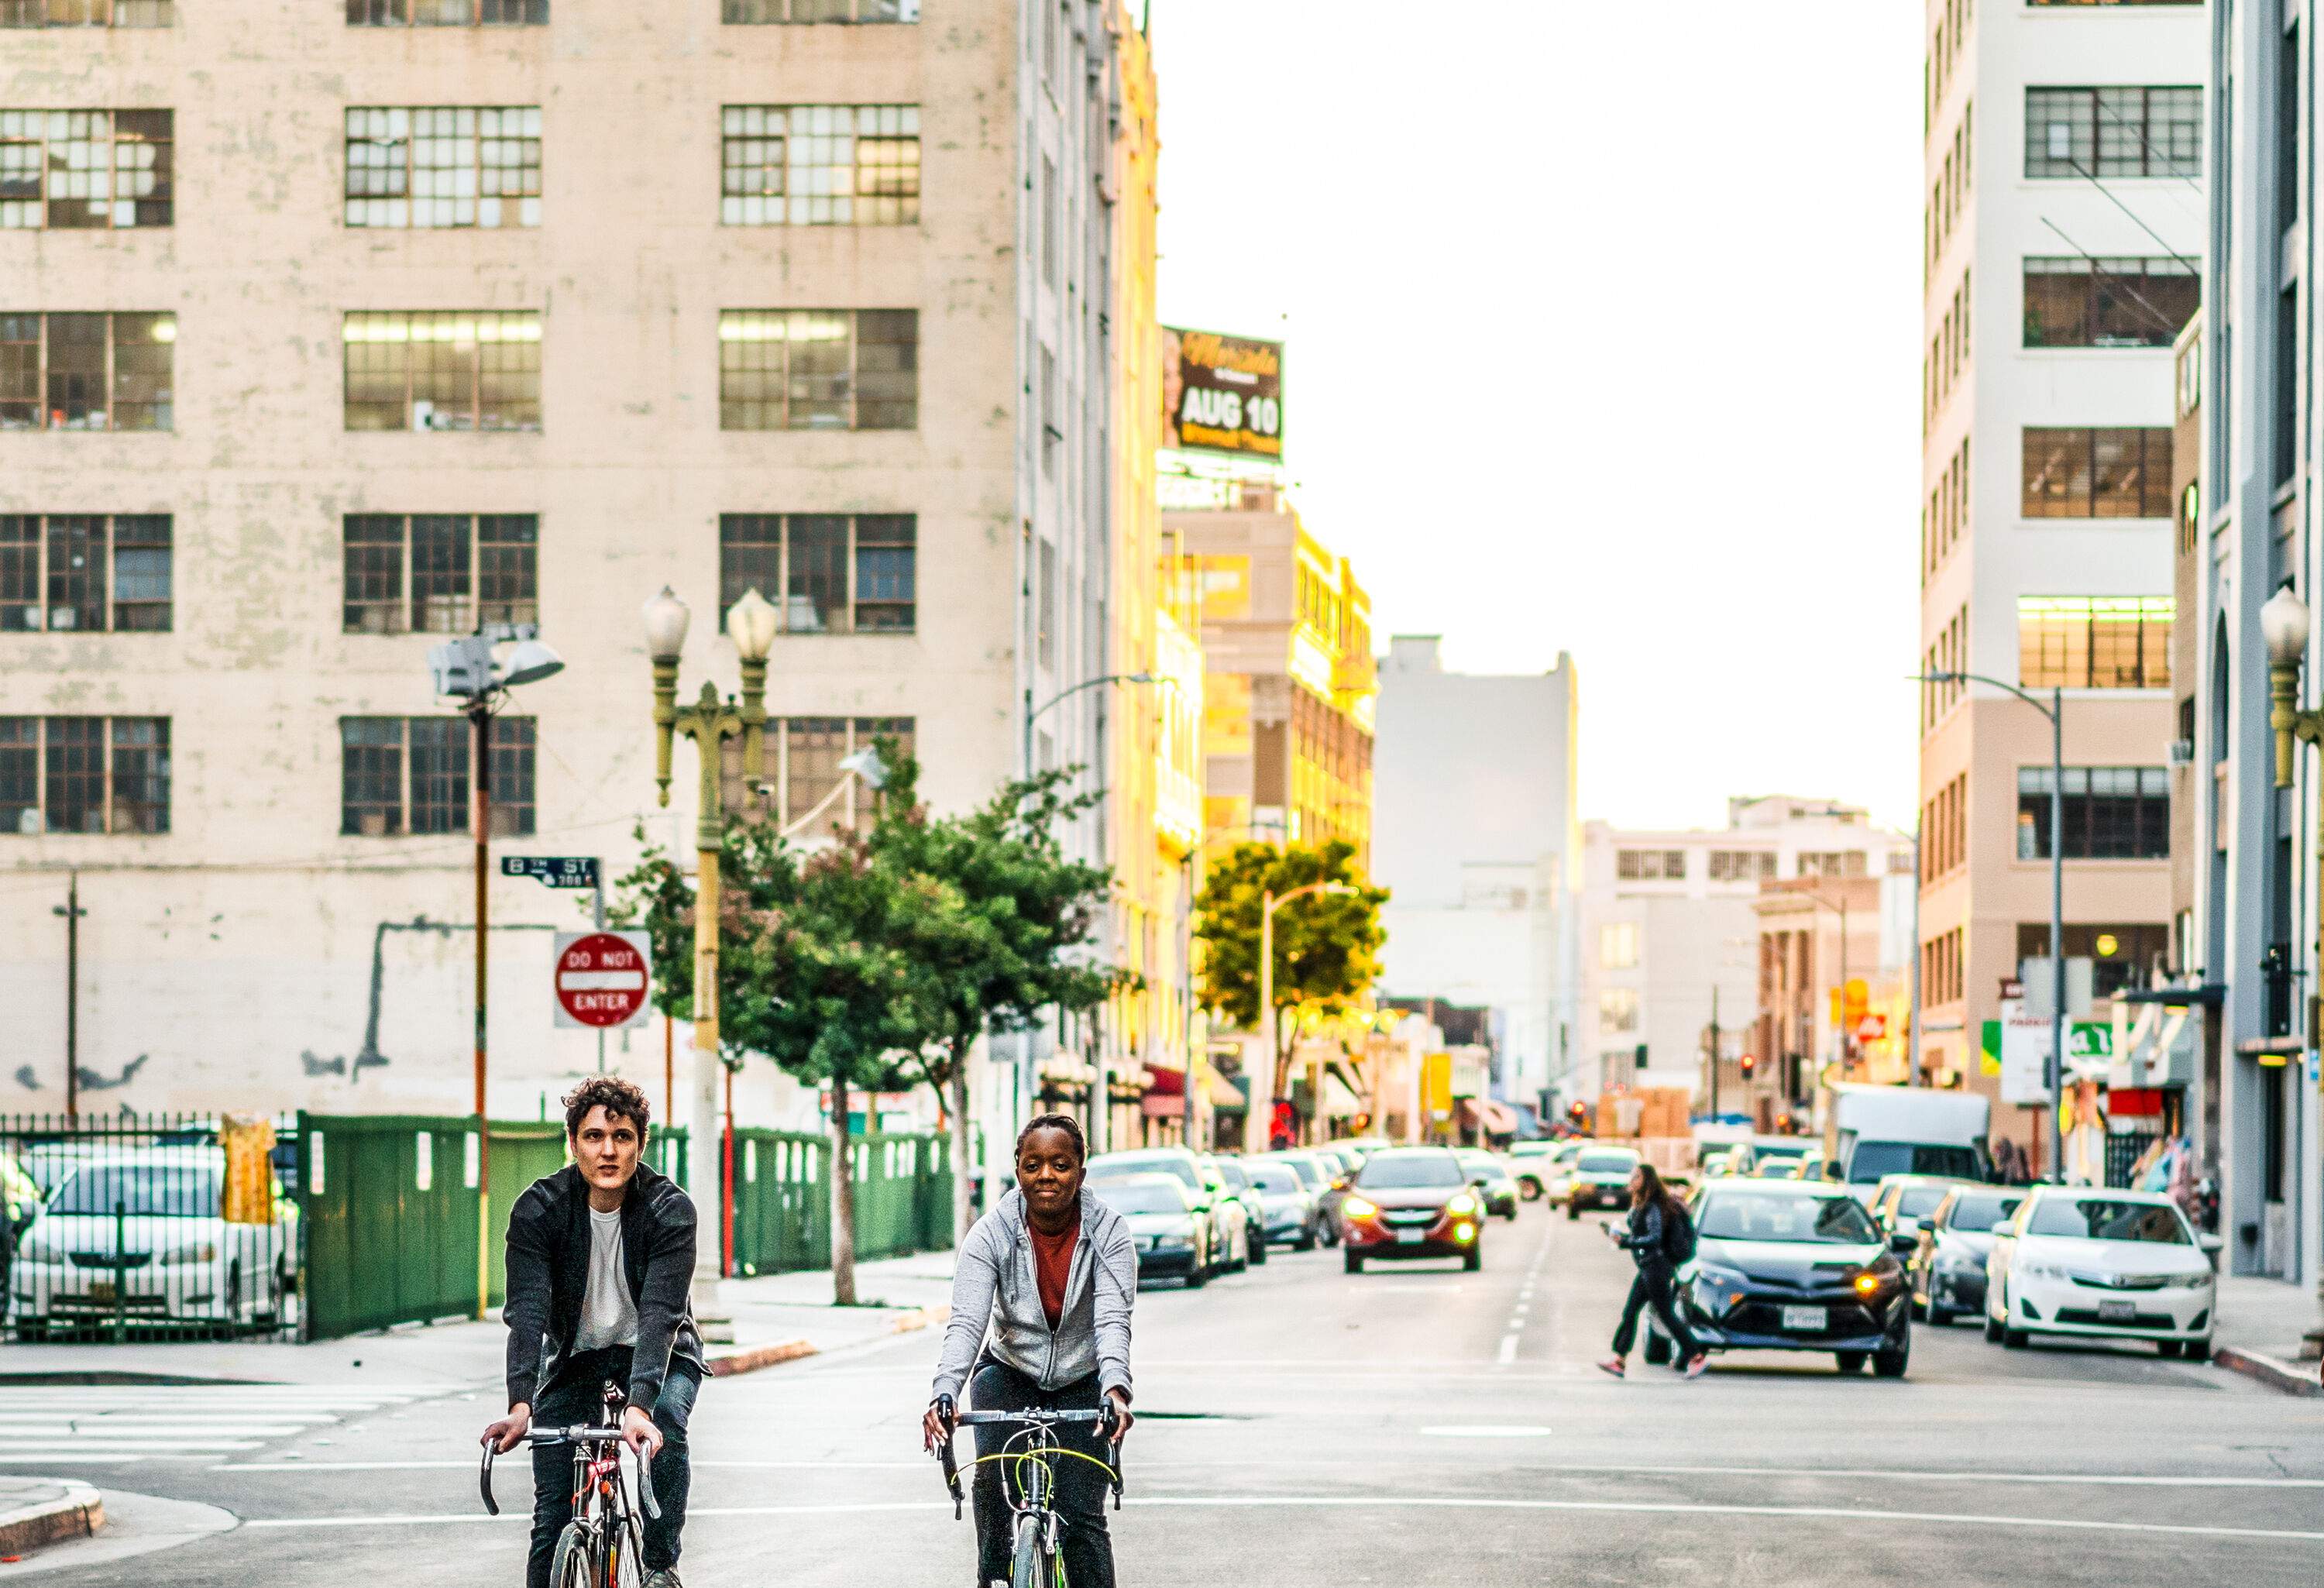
[1823, 1085, 1992, 1200]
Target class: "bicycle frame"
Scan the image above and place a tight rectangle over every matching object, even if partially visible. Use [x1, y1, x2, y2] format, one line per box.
[933, 1401, 1124, 1535]
[479, 1383, 662, 1585]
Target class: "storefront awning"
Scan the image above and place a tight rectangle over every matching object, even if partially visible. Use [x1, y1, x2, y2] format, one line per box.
[1207, 1071, 1247, 1110]
[1320, 1071, 1365, 1118]
[1457, 1096, 1521, 1136]
[1140, 1092, 1186, 1121]
[1144, 1066, 1186, 1098]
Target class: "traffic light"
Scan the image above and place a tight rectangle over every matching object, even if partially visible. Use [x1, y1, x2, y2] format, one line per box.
[1740, 1052, 1758, 1081]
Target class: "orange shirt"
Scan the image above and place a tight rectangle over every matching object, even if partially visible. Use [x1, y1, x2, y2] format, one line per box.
[1029, 1216, 1079, 1330]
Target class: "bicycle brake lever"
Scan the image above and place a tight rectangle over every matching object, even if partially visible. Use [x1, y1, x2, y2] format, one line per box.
[635, 1449, 662, 1521]
[479, 1444, 499, 1518]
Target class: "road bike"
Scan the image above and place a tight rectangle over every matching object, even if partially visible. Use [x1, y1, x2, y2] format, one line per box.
[480, 1380, 662, 1588]
[933, 1397, 1123, 1588]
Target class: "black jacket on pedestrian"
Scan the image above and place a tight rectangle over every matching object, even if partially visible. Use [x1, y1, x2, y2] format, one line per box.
[503, 1162, 704, 1414]
[1614, 1200, 1676, 1273]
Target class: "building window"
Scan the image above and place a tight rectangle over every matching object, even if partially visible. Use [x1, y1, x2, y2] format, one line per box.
[1598, 987, 1639, 1035]
[344, 107, 541, 229]
[342, 514, 538, 634]
[1796, 851, 1868, 878]
[720, 105, 919, 226]
[0, 2, 174, 23]
[0, 110, 171, 229]
[2020, 428, 2172, 518]
[720, 0, 916, 19]
[2016, 767, 2170, 860]
[717, 310, 916, 431]
[0, 715, 168, 834]
[1707, 848, 1776, 883]
[2024, 87, 2201, 180]
[0, 514, 170, 632]
[2018, 596, 2173, 689]
[718, 715, 915, 831]
[2014, 922, 2168, 1000]
[339, 715, 534, 836]
[1599, 922, 1639, 970]
[346, 0, 548, 25]
[2022, 258, 2199, 349]
[717, 513, 914, 635]
[0, 312, 174, 431]
[342, 311, 541, 431]
[1614, 848, 1686, 881]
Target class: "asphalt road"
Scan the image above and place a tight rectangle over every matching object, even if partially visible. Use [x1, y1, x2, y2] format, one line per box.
[16, 1202, 2324, 1587]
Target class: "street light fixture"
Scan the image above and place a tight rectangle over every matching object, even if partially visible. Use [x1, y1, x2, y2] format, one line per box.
[2261, 583, 2323, 786]
[1023, 672, 1160, 776]
[1924, 669, 2064, 1184]
[1258, 879, 1354, 1150]
[429, 623, 564, 1322]
[645, 584, 777, 1335]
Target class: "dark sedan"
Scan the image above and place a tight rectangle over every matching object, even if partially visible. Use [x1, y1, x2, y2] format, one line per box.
[1647, 1181, 1910, 1377]
[1339, 1148, 1485, 1273]
[1910, 1184, 2027, 1325]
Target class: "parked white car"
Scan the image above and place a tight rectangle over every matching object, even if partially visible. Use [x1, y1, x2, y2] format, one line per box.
[1984, 1185, 2218, 1358]
[10, 1148, 299, 1339]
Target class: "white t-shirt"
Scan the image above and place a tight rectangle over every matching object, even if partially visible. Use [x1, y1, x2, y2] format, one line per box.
[572, 1206, 640, 1353]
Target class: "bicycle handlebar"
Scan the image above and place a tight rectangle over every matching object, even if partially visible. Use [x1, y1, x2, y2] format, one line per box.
[930, 1397, 1124, 1518]
[480, 1427, 660, 1521]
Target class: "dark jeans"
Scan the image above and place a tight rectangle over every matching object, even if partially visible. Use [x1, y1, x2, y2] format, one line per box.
[527, 1346, 699, 1588]
[969, 1357, 1114, 1588]
[1611, 1265, 1702, 1363]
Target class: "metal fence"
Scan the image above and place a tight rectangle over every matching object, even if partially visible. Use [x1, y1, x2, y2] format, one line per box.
[730, 1129, 951, 1277]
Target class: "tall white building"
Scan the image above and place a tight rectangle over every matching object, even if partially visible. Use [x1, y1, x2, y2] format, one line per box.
[1370, 636, 1579, 1120]
[1916, 1, 2205, 1160]
[0, 1, 1145, 1128]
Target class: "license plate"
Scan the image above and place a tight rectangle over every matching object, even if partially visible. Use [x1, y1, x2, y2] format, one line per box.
[1780, 1305, 1826, 1332]
[1395, 1229, 1424, 1245]
[2099, 1300, 2137, 1322]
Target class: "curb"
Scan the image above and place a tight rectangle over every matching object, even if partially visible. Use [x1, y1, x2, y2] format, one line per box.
[0, 1480, 105, 1559]
[2214, 1345, 2324, 1397]
[704, 1304, 950, 1380]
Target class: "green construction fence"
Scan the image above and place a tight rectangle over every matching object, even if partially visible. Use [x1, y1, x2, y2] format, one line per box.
[727, 1128, 953, 1277]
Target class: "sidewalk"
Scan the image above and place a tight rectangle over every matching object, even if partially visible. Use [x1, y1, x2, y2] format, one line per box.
[0, 1251, 957, 1391]
[0, 1477, 103, 1558]
[2214, 1274, 2324, 1397]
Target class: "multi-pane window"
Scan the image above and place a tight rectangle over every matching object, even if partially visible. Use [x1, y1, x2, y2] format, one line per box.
[0, 110, 171, 229]
[1796, 851, 1868, 878]
[339, 716, 534, 836]
[2024, 87, 2202, 180]
[0, 312, 173, 431]
[718, 310, 916, 431]
[720, 106, 920, 226]
[721, 0, 917, 19]
[1614, 848, 1686, 881]
[1598, 988, 1639, 1034]
[346, 0, 547, 24]
[0, 514, 170, 631]
[2018, 596, 2173, 689]
[719, 513, 914, 634]
[2017, 767, 2170, 860]
[2023, 258, 2200, 349]
[718, 715, 915, 831]
[2015, 923, 2170, 1000]
[342, 514, 538, 634]
[0, 716, 167, 834]
[345, 108, 541, 229]
[2020, 428, 2171, 518]
[1598, 922, 1639, 970]
[1707, 848, 1776, 883]
[343, 311, 541, 431]
[1, 2, 174, 22]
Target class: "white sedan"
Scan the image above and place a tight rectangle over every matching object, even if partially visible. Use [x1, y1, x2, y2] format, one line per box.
[10, 1148, 299, 1339]
[1985, 1186, 2218, 1358]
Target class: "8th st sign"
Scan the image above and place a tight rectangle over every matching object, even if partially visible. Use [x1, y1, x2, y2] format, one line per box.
[553, 930, 653, 1029]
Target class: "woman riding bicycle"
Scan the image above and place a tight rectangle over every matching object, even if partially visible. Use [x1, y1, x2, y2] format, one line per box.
[923, 1113, 1136, 1588]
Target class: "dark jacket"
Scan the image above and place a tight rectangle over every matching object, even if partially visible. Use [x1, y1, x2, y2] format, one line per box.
[1614, 1199, 1676, 1273]
[504, 1162, 703, 1415]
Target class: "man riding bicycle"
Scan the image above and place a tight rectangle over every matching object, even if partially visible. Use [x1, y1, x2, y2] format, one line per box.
[923, 1113, 1137, 1587]
[483, 1078, 704, 1588]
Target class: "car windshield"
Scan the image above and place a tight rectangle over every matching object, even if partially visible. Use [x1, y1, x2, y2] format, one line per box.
[1511, 1143, 1554, 1157]
[1214, 1162, 1249, 1189]
[1849, 1142, 1982, 1183]
[1356, 1154, 1464, 1190]
[51, 1166, 222, 1218]
[1245, 1165, 1298, 1194]
[1698, 1191, 1880, 1245]
[1273, 1157, 1321, 1188]
[1896, 1184, 1954, 1218]
[1947, 1191, 2023, 1232]
[1578, 1153, 1637, 1175]
[2027, 1197, 2190, 1244]
[1092, 1157, 1199, 1193]
[1474, 1163, 1511, 1182]
[1091, 1182, 1185, 1216]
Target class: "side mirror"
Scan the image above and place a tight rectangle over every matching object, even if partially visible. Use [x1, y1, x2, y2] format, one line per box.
[2198, 1232, 2224, 1254]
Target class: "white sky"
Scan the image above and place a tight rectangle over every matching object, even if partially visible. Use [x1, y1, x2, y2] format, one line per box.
[1150, 2, 1927, 834]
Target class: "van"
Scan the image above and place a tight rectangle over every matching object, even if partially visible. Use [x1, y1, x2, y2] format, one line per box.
[1824, 1086, 1991, 1201]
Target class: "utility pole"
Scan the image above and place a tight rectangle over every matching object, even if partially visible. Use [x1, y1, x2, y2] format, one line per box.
[1708, 984, 1721, 1122]
[471, 696, 492, 1322]
[54, 871, 83, 1121]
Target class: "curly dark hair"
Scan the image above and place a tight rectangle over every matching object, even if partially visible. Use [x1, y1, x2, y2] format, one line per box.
[1014, 1112, 1086, 1163]
[562, 1076, 651, 1139]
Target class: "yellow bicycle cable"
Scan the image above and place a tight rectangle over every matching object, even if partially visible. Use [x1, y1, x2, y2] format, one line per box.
[954, 1449, 1121, 1483]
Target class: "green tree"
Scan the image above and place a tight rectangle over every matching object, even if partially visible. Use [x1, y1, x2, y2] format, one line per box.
[1192, 838, 1388, 1109]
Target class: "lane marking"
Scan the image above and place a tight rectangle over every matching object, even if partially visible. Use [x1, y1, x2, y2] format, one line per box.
[1496, 1335, 1518, 1365]
[237, 1495, 2324, 1542]
[1422, 1426, 1554, 1438]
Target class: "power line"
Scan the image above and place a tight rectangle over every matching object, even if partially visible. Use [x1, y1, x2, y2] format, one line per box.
[2037, 216, 2189, 341]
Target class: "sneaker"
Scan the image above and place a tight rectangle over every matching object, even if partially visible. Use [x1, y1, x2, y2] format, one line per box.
[1593, 1356, 1626, 1378]
[1682, 1354, 1709, 1379]
[641, 1572, 682, 1588]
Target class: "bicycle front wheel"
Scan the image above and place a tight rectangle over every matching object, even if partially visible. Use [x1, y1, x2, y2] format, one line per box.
[550, 1523, 600, 1588]
[1009, 1515, 1055, 1588]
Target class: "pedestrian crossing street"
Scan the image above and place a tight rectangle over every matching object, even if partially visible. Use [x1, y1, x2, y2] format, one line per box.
[7, 1383, 449, 1464]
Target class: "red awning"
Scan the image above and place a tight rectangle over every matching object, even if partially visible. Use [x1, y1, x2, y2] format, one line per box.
[1145, 1066, 1186, 1098]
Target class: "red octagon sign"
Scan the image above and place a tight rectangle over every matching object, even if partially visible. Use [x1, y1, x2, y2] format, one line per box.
[555, 931, 651, 1029]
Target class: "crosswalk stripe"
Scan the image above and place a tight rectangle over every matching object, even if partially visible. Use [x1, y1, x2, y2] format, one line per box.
[0, 1382, 442, 1463]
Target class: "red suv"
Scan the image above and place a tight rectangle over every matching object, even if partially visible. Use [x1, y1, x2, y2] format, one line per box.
[1339, 1148, 1483, 1273]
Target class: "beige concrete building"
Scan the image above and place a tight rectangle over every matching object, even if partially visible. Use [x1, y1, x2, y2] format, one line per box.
[2, 2, 1154, 1138]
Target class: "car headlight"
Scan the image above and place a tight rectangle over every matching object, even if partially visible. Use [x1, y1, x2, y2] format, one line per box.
[1448, 1193, 1478, 1215]
[1695, 1264, 1749, 1291]
[2164, 1271, 2212, 1290]
[1342, 1195, 1379, 1220]
[160, 1240, 218, 1266]
[2016, 1259, 2066, 1281]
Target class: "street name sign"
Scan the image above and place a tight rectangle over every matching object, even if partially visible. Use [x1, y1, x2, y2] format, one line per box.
[553, 930, 652, 1029]
[504, 855, 600, 890]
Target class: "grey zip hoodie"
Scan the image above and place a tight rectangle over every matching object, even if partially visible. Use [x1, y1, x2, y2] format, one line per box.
[930, 1187, 1137, 1405]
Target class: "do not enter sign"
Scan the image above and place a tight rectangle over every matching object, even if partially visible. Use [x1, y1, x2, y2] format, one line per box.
[553, 930, 653, 1029]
